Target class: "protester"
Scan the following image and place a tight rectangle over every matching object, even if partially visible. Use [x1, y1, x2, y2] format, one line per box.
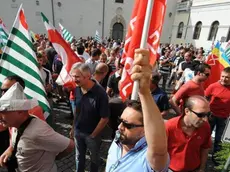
[177, 51, 193, 79]
[108, 81, 126, 139]
[0, 83, 74, 172]
[158, 50, 172, 90]
[166, 96, 211, 172]
[85, 48, 101, 74]
[106, 48, 169, 172]
[205, 67, 230, 165]
[70, 62, 110, 172]
[45, 41, 57, 72]
[167, 49, 185, 87]
[93, 62, 109, 88]
[150, 73, 170, 116]
[106, 57, 124, 97]
[170, 63, 211, 115]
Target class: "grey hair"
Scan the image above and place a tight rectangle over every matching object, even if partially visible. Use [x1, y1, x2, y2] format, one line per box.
[70, 62, 91, 76]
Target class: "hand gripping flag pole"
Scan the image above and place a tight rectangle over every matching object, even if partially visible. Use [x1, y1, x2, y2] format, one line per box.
[131, 0, 155, 100]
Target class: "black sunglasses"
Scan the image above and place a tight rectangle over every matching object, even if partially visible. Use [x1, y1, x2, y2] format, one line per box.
[118, 117, 144, 129]
[189, 109, 211, 118]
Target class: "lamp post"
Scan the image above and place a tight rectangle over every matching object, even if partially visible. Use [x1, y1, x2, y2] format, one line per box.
[51, 0, 55, 27]
[102, 0, 105, 39]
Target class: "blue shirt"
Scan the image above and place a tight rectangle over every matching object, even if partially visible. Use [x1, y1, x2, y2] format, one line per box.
[151, 87, 170, 112]
[106, 137, 169, 172]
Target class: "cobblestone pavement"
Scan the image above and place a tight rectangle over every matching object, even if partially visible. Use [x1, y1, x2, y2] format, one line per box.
[53, 101, 111, 172]
[0, 86, 218, 172]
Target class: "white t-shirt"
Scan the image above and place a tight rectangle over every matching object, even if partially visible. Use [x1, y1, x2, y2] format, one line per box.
[12, 118, 70, 172]
[85, 58, 98, 74]
[75, 51, 90, 61]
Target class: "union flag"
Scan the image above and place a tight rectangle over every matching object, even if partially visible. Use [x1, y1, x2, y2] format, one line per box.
[120, 0, 167, 101]
[204, 42, 230, 88]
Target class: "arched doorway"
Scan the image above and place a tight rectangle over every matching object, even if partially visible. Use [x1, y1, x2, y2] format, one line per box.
[112, 23, 123, 41]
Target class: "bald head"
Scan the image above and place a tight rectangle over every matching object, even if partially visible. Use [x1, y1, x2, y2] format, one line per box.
[184, 95, 209, 112]
[95, 63, 109, 75]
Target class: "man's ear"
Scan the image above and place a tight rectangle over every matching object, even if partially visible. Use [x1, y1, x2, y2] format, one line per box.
[184, 108, 190, 115]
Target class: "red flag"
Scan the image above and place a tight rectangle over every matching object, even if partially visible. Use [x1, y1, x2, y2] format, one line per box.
[41, 13, 82, 87]
[204, 42, 230, 88]
[120, 0, 167, 101]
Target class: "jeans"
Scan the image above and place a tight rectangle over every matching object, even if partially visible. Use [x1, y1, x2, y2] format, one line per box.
[74, 131, 101, 172]
[209, 115, 228, 159]
[168, 71, 176, 87]
[159, 73, 169, 90]
[70, 100, 76, 116]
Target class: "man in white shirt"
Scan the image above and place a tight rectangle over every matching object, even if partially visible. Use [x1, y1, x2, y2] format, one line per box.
[85, 48, 101, 74]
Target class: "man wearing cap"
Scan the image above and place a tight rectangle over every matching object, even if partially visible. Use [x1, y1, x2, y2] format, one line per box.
[0, 83, 74, 172]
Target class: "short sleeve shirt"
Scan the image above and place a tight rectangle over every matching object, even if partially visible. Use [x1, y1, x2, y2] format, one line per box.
[85, 58, 98, 74]
[174, 80, 204, 103]
[107, 72, 121, 97]
[166, 116, 211, 171]
[12, 118, 70, 172]
[75, 82, 110, 134]
[106, 137, 169, 172]
[151, 87, 170, 112]
[205, 82, 230, 118]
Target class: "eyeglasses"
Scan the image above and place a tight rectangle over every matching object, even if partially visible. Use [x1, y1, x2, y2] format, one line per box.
[118, 117, 144, 129]
[189, 109, 211, 118]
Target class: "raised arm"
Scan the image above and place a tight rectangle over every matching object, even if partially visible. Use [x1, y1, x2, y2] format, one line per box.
[131, 49, 168, 171]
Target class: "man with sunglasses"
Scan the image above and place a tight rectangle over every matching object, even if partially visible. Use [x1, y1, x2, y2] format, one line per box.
[170, 63, 211, 115]
[106, 49, 169, 172]
[166, 95, 212, 172]
[205, 67, 230, 165]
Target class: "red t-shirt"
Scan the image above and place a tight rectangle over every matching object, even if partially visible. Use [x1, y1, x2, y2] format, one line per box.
[174, 80, 204, 102]
[205, 82, 230, 118]
[166, 116, 211, 171]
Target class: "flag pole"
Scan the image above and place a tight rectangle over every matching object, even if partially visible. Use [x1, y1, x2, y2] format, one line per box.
[131, 0, 154, 100]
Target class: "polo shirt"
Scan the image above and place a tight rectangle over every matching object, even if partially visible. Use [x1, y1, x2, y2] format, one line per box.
[106, 137, 169, 172]
[151, 87, 170, 112]
[74, 81, 110, 134]
[174, 80, 204, 103]
[166, 116, 211, 171]
[205, 82, 230, 118]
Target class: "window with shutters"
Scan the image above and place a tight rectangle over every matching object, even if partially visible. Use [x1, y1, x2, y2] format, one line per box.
[177, 22, 184, 38]
[208, 21, 219, 41]
[193, 21, 202, 40]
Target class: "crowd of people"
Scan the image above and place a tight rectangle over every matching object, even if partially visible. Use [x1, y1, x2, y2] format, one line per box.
[0, 34, 229, 172]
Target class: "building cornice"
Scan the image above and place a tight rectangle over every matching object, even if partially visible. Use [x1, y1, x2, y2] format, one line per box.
[191, 2, 230, 9]
[172, 24, 230, 28]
